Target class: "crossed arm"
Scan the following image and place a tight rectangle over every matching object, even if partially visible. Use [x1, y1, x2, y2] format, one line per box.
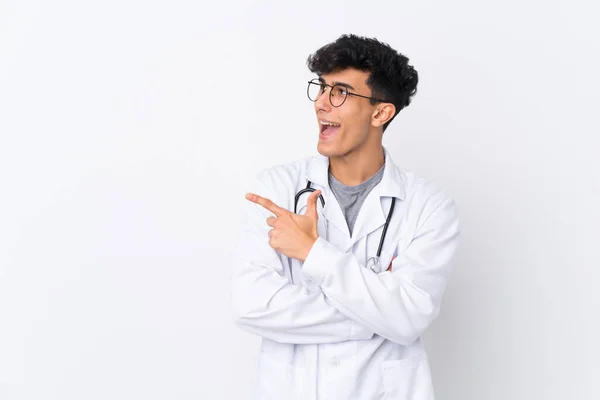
[231, 176, 460, 346]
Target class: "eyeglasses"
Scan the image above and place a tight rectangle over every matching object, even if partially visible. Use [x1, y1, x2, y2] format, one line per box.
[306, 78, 389, 107]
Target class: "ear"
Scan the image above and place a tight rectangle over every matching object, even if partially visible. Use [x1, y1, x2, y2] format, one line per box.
[371, 103, 396, 129]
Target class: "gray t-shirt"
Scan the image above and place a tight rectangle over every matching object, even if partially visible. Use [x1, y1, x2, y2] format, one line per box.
[328, 163, 385, 237]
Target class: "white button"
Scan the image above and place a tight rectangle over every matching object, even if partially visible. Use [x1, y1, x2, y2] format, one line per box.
[330, 357, 340, 367]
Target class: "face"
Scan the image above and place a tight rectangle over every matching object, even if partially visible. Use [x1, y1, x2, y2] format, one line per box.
[313, 68, 380, 158]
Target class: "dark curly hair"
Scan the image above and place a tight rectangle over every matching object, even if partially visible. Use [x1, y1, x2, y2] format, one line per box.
[307, 34, 418, 131]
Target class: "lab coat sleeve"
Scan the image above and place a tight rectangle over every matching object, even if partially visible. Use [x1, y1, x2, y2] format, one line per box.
[230, 174, 374, 344]
[301, 193, 460, 346]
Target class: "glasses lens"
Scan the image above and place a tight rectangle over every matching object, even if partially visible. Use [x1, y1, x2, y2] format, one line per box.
[330, 85, 347, 107]
[307, 80, 323, 102]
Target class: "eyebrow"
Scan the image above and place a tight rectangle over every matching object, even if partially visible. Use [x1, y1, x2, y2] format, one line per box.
[318, 76, 356, 91]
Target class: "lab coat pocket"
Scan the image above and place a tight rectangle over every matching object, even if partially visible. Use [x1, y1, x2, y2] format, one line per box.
[381, 358, 417, 399]
[254, 349, 304, 400]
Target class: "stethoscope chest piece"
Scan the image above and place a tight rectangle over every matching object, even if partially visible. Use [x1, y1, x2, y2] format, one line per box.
[366, 256, 380, 273]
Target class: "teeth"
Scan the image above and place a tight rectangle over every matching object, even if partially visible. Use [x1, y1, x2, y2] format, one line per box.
[321, 122, 340, 127]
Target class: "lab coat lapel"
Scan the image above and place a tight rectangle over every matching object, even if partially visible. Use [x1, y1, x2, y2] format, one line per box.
[348, 185, 386, 248]
[322, 190, 352, 238]
[304, 154, 352, 249]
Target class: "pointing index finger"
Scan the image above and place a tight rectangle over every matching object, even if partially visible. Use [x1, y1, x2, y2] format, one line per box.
[245, 193, 286, 217]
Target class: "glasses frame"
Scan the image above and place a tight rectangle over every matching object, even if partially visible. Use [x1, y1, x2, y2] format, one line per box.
[306, 78, 389, 107]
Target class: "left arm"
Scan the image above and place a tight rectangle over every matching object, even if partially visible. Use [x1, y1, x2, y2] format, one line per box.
[301, 195, 460, 346]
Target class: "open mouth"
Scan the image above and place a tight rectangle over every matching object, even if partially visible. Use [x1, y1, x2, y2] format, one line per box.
[320, 121, 341, 137]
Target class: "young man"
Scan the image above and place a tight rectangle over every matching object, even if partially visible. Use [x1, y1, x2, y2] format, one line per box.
[232, 34, 460, 400]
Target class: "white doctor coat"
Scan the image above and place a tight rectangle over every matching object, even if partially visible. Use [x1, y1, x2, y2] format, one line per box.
[232, 148, 460, 400]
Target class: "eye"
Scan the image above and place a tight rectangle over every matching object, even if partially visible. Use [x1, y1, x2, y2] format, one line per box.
[333, 86, 348, 96]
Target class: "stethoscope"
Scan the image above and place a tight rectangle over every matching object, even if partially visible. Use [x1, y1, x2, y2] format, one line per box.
[294, 180, 396, 273]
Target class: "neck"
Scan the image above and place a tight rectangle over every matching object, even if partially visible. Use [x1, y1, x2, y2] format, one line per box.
[329, 144, 385, 186]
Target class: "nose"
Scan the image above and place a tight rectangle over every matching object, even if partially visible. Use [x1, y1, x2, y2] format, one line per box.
[314, 86, 332, 113]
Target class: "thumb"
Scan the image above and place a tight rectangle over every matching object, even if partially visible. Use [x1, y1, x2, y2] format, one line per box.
[306, 190, 321, 219]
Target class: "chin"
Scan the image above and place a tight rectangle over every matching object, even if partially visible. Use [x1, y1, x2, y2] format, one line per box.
[317, 146, 351, 159]
[316, 142, 338, 157]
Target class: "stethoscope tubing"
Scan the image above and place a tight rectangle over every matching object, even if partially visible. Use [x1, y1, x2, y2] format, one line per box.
[294, 181, 325, 214]
[294, 180, 395, 260]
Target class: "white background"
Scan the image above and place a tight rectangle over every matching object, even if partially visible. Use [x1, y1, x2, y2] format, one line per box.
[1, 1, 599, 399]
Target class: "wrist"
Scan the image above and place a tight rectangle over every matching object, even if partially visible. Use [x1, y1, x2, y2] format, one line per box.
[300, 235, 318, 262]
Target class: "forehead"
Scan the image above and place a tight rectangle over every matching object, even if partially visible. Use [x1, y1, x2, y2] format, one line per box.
[320, 68, 370, 89]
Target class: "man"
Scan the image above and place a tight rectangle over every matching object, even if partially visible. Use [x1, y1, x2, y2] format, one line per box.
[231, 34, 460, 399]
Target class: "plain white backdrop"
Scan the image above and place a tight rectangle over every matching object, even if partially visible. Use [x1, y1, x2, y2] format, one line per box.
[1, 1, 599, 399]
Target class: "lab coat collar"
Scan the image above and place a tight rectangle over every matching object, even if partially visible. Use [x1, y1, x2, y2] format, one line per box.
[305, 147, 406, 247]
